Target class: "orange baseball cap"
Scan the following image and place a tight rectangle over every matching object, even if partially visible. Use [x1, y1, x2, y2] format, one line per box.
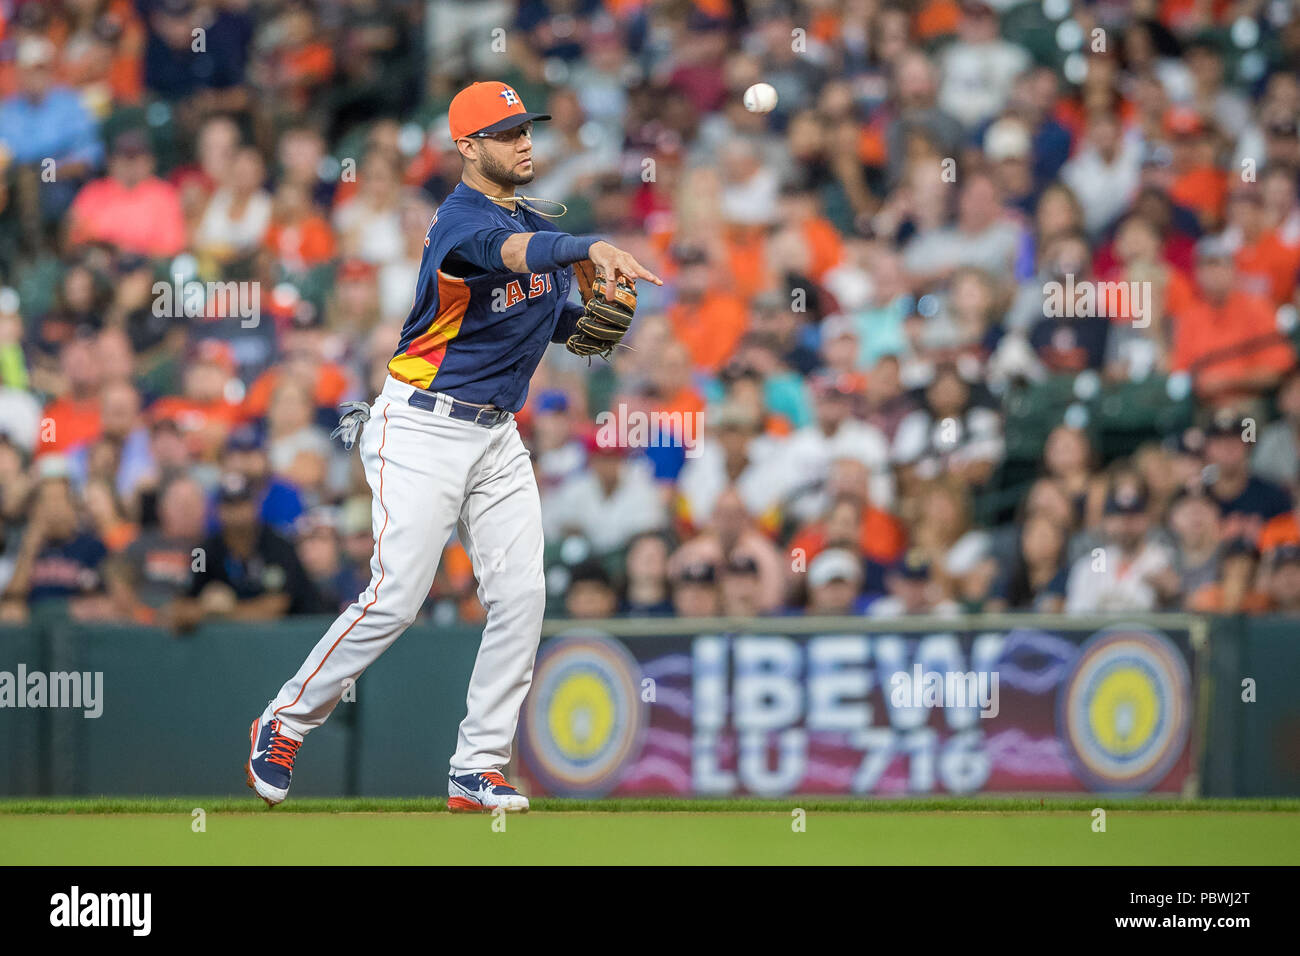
[448, 81, 551, 141]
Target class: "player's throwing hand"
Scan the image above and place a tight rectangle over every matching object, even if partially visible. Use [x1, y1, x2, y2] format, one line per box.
[587, 240, 663, 297]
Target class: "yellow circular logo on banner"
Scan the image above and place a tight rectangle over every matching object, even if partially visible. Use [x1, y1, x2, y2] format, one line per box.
[519, 635, 646, 796]
[1059, 627, 1192, 792]
[546, 671, 617, 760]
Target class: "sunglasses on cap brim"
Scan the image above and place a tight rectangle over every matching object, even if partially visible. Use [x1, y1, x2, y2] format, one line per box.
[467, 122, 534, 143]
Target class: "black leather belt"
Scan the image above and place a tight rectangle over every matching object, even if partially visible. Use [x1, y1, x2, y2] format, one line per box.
[406, 388, 511, 427]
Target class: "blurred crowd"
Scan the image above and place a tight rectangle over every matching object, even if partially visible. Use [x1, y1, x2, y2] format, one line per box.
[3, 0, 1300, 632]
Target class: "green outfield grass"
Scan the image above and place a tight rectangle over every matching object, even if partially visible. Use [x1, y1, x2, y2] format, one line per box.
[1, 798, 1298, 864]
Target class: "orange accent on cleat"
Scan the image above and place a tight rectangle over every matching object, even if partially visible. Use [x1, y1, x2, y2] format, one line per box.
[246, 718, 281, 808]
[266, 724, 301, 770]
[447, 796, 487, 812]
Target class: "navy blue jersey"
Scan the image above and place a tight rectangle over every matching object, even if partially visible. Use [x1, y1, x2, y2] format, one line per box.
[388, 183, 584, 412]
[27, 531, 107, 604]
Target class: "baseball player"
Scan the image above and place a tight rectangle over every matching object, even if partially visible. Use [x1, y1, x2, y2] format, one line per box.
[246, 81, 660, 812]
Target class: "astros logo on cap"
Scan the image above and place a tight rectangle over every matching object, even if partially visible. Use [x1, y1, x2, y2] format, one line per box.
[448, 81, 551, 141]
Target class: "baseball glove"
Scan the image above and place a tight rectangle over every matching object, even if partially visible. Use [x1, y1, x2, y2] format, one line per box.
[566, 263, 637, 360]
[572, 258, 600, 303]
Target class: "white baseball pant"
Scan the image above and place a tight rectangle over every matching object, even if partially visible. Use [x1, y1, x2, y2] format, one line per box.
[264, 374, 546, 775]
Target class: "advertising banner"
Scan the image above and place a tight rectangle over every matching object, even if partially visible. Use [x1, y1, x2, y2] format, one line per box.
[517, 622, 1201, 797]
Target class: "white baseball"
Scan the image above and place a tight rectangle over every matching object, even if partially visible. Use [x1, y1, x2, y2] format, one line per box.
[743, 82, 778, 114]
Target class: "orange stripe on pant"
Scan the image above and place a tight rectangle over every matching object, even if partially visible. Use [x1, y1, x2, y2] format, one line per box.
[273, 403, 392, 721]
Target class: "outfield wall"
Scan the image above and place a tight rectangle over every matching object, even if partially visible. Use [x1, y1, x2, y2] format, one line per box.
[0, 609, 1295, 797]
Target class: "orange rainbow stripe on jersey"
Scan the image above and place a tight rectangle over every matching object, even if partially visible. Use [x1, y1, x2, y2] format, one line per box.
[388, 272, 471, 389]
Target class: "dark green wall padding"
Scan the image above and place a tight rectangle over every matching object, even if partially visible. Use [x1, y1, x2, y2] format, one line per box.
[2, 610, 1297, 797]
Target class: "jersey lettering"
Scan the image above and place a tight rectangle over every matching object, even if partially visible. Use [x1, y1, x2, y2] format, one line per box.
[528, 273, 552, 298]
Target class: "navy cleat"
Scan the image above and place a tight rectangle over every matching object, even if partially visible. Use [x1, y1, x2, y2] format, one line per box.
[246, 714, 302, 807]
[447, 771, 530, 813]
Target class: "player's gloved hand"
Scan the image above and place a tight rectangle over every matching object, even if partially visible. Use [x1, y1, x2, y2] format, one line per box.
[566, 268, 636, 360]
[331, 401, 372, 450]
